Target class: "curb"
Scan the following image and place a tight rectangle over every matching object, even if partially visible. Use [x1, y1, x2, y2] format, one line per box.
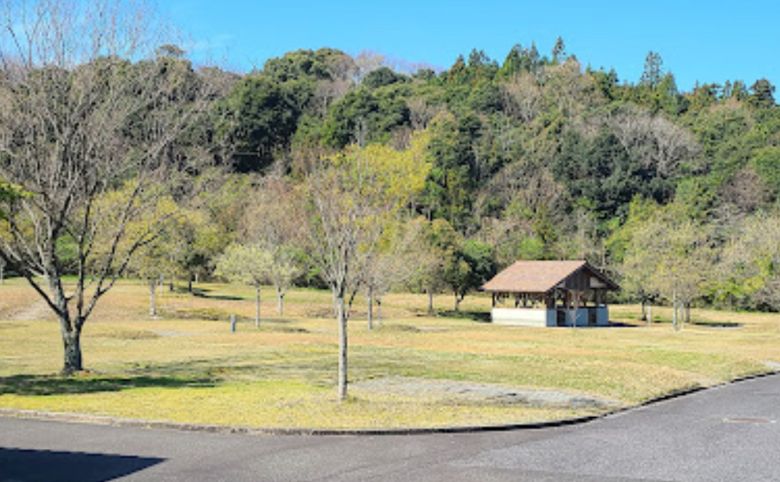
[1, 370, 777, 436]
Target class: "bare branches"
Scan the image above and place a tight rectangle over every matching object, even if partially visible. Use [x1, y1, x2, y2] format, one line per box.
[0, 0, 215, 372]
[607, 105, 699, 177]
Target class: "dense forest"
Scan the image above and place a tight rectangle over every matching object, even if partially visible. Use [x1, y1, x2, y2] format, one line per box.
[3, 34, 780, 324]
[194, 40, 780, 314]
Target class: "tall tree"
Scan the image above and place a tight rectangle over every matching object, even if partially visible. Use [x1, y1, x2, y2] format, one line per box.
[302, 134, 430, 400]
[749, 79, 776, 108]
[551, 36, 566, 63]
[0, 0, 213, 373]
[639, 51, 663, 88]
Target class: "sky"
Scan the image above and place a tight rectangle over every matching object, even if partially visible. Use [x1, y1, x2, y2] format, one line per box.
[163, 0, 780, 91]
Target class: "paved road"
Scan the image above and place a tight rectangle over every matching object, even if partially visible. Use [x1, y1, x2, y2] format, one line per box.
[1, 375, 779, 482]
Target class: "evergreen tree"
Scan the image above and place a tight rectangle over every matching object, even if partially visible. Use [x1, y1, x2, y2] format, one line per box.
[640, 51, 663, 87]
[552, 36, 566, 63]
[749, 78, 776, 108]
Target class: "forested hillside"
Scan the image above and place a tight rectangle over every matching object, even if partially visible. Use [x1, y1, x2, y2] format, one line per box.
[3, 35, 780, 322]
[209, 41, 780, 312]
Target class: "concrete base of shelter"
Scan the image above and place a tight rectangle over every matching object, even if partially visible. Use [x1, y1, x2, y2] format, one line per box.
[491, 306, 609, 327]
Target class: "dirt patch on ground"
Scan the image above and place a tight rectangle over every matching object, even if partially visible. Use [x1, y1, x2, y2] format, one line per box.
[352, 376, 619, 409]
[6, 300, 52, 322]
[94, 330, 162, 340]
[764, 361, 780, 371]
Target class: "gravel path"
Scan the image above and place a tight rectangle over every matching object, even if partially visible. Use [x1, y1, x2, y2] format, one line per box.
[352, 376, 619, 409]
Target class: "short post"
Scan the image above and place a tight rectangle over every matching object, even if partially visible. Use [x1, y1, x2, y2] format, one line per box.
[230, 314, 237, 333]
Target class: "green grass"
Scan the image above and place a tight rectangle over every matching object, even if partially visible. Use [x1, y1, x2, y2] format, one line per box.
[1, 278, 779, 429]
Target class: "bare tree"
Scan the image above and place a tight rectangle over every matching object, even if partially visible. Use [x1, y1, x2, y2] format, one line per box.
[305, 159, 386, 400]
[242, 178, 304, 316]
[608, 105, 699, 177]
[303, 137, 430, 400]
[353, 50, 385, 84]
[501, 72, 543, 123]
[407, 97, 442, 130]
[0, 1, 213, 373]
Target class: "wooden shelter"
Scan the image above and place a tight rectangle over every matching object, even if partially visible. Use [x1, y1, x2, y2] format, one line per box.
[482, 260, 619, 327]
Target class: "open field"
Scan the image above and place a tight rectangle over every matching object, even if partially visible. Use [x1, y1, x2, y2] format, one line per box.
[1, 279, 779, 429]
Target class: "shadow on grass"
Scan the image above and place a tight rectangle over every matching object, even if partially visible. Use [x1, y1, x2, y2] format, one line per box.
[191, 287, 243, 301]
[0, 374, 216, 396]
[437, 310, 491, 323]
[645, 318, 743, 329]
[608, 321, 640, 328]
[691, 321, 743, 328]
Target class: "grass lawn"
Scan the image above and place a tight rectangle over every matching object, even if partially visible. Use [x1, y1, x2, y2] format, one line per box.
[1, 278, 779, 429]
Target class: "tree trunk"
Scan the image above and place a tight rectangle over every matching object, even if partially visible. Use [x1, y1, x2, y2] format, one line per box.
[672, 290, 679, 331]
[367, 286, 374, 330]
[684, 303, 691, 325]
[149, 278, 157, 317]
[187, 276, 193, 294]
[647, 304, 652, 326]
[276, 287, 284, 316]
[168, 279, 174, 292]
[254, 284, 261, 328]
[640, 299, 647, 321]
[0, 264, 4, 284]
[336, 293, 348, 401]
[427, 289, 434, 315]
[454, 293, 461, 311]
[61, 326, 83, 375]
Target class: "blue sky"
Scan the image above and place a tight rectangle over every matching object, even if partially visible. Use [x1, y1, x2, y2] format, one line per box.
[164, 0, 779, 91]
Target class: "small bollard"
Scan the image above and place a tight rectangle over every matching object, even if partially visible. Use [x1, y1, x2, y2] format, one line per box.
[230, 314, 237, 333]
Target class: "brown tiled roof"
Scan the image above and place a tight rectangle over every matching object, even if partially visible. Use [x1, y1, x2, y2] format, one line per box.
[482, 260, 615, 293]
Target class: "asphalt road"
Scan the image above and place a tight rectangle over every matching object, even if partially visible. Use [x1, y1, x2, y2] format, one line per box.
[1, 374, 779, 482]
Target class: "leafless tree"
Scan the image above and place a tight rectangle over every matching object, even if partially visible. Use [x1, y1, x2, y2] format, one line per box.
[242, 177, 304, 316]
[501, 72, 543, 123]
[352, 50, 385, 84]
[719, 166, 771, 214]
[304, 161, 386, 400]
[608, 105, 699, 177]
[0, 0, 214, 373]
[407, 97, 442, 130]
[302, 137, 429, 400]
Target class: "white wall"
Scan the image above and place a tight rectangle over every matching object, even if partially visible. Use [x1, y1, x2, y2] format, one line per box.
[491, 307, 549, 327]
[491, 306, 609, 327]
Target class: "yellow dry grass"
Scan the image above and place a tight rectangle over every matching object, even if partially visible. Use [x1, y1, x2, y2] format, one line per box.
[1, 278, 779, 429]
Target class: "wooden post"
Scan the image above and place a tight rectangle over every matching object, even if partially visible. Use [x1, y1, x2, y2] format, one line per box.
[230, 314, 237, 333]
[255, 285, 261, 328]
[367, 286, 374, 330]
[149, 278, 157, 317]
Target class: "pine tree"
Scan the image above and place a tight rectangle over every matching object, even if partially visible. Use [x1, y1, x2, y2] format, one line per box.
[552, 36, 566, 63]
[749, 78, 776, 108]
[640, 51, 663, 87]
